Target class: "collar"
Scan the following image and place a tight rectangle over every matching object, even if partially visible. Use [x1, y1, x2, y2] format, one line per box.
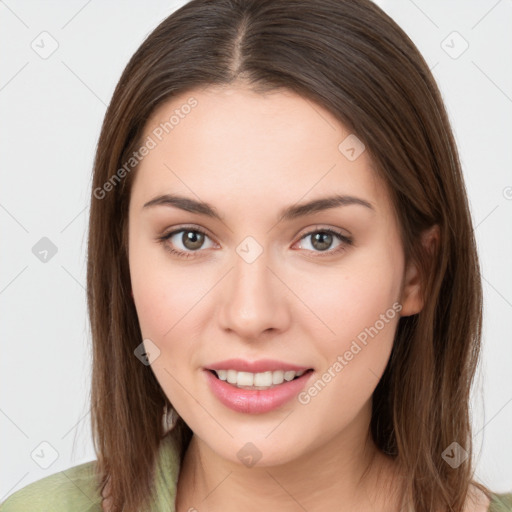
[148, 433, 183, 511]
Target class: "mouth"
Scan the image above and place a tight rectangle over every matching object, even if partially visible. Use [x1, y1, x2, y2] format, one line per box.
[207, 368, 314, 391]
[204, 365, 315, 414]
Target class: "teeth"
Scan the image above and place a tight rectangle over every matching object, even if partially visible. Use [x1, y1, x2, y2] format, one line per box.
[284, 371, 296, 381]
[237, 371, 254, 386]
[216, 369, 228, 381]
[214, 369, 307, 389]
[253, 371, 272, 386]
[272, 370, 284, 385]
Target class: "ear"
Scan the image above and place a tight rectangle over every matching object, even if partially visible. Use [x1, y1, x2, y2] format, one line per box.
[400, 224, 440, 317]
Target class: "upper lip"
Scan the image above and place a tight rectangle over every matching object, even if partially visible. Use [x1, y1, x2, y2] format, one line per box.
[206, 358, 312, 373]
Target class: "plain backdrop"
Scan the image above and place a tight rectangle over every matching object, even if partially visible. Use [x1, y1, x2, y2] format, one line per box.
[1, 0, 511, 501]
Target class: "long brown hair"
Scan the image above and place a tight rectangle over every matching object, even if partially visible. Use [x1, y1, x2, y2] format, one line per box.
[87, 1, 490, 510]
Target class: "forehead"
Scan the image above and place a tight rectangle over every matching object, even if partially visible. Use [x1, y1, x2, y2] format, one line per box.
[132, 85, 387, 216]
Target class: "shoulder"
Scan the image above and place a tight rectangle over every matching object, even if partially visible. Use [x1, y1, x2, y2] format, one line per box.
[488, 492, 512, 512]
[0, 460, 103, 512]
[0, 435, 182, 512]
[464, 484, 512, 512]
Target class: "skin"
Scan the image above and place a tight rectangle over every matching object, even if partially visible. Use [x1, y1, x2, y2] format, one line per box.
[125, 83, 486, 512]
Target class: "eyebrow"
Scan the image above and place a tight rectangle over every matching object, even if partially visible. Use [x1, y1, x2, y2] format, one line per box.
[142, 193, 375, 221]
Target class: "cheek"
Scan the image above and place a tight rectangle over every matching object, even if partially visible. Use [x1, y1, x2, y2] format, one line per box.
[298, 280, 400, 434]
[128, 226, 202, 338]
[132, 266, 203, 339]
[130, 249, 205, 406]
[319, 246, 402, 398]
[291, 245, 403, 347]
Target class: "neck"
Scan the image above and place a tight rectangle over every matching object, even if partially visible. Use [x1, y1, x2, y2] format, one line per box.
[175, 403, 404, 512]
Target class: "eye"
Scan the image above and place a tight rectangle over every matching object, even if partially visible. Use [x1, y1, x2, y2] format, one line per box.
[157, 225, 353, 259]
[157, 226, 216, 259]
[294, 227, 353, 257]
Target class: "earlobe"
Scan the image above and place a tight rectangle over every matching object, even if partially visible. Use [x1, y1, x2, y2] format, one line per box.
[399, 224, 440, 317]
[400, 259, 423, 317]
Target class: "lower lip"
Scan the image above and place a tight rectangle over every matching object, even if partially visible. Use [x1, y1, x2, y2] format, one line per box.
[204, 369, 313, 414]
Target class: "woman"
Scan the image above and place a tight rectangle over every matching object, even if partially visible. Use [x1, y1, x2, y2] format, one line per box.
[1, 0, 511, 511]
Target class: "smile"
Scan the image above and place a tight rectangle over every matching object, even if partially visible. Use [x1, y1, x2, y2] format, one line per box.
[204, 367, 314, 414]
[211, 369, 308, 389]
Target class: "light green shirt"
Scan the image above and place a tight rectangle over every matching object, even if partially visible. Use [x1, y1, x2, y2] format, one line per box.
[1, 434, 511, 511]
[0, 434, 180, 511]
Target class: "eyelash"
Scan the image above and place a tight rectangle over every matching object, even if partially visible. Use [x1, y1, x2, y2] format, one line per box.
[156, 225, 353, 260]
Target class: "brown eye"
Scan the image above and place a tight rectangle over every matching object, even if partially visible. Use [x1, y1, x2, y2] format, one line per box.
[295, 228, 353, 257]
[310, 232, 334, 251]
[158, 227, 215, 259]
[180, 230, 205, 250]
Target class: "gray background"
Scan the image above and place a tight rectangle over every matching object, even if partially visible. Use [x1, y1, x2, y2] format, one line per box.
[1, 0, 511, 501]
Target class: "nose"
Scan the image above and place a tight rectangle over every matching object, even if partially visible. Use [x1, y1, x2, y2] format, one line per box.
[218, 248, 290, 341]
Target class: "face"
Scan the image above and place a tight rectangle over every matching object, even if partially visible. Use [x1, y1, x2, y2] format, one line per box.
[128, 84, 421, 467]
